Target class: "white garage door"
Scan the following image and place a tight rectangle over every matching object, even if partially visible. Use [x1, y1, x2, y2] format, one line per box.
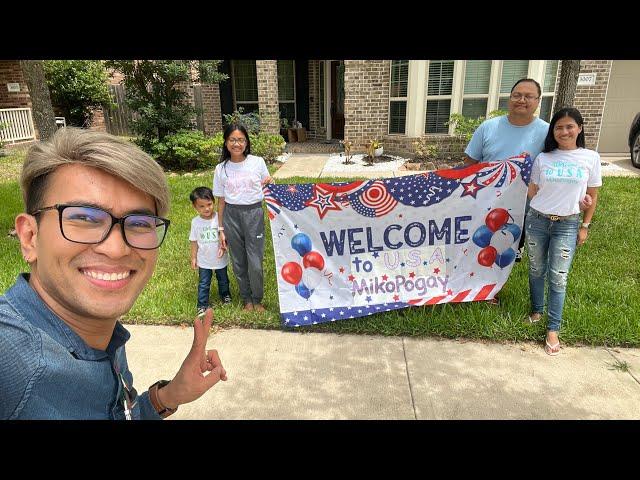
[599, 61, 640, 154]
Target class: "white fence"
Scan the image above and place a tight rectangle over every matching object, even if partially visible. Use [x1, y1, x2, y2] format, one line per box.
[0, 108, 36, 143]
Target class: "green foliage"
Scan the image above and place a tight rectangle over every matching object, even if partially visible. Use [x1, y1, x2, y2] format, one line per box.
[43, 60, 113, 127]
[142, 129, 286, 170]
[447, 110, 508, 142]
[104, 60, 228, 143]
[250, 133, 286, 163]
[222, 107, 262, 135]
[208, 131, 285, 164]
[143, 130, 220, 171]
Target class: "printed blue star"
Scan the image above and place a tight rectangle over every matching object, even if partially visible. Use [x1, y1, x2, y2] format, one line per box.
[372, 251, 380, 258]
[366, 296, 372, 303]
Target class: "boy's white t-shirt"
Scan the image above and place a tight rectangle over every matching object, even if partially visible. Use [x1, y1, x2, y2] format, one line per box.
[530, 148, 603, 216]
[189, 214, 229, 270]
[212, 154, 270, 205]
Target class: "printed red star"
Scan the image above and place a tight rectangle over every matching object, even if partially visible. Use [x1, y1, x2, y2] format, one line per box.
[393, 294, 400, 301]
[348, 274, 356, 282]
[469, 272, 475, 277]
[305, 186, 342, 219]
[447, 289, 453, 296]
[382, 274, 388, 281]
[409, 272, 416, 278]
[339, 266, 345, 274]
[433, 267, 440, 274]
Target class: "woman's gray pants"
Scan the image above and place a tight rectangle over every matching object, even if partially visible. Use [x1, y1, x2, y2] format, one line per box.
[223, 202, 265, 304]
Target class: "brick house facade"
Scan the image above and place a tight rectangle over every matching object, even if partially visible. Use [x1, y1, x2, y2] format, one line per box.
[3, 60, 637, 157]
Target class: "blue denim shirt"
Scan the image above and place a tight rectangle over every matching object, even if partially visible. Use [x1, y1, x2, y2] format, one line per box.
[0, 274, 162, 420]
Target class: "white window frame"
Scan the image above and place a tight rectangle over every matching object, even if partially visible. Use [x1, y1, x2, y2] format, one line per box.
[277, 60, 297, 124]
[388, 60, 410, 135]
[401, 60, 552, 137]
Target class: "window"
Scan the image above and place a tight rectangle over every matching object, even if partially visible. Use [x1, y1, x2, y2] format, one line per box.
[391, 60, 557, 137]
[539, 60, 559, 122]
[278, 60, 296, 126]
[319, 61, 325, 128]
[389, 60, 409, 134]
[425, 60, 454, 134]
[232, 60, 258, 113]
[462, 60, 491, 118]
[498, 60, 529, 110]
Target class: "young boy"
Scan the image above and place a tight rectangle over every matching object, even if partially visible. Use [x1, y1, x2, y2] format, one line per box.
[189, 187, 232, 315]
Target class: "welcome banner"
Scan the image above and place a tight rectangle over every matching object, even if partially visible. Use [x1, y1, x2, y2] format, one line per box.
[265, 154, 532, 327]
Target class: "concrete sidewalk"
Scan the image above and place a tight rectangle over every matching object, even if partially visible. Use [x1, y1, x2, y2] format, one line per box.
[273, 153, 640, 179]
[125, 325, 640, 420]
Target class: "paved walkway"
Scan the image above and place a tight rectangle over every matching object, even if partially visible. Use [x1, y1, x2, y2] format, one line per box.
[130, 153, 639, 420]
[274, 153, 640, 179]
[124, 325, 640, 420]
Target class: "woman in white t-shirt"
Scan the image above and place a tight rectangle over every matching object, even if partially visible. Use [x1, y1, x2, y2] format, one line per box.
[213, 124, 273, 312]
[525, 107, 602, 356]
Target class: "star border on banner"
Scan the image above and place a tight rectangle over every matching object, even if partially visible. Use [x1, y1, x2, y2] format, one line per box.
[305, 186, 342, 220]
[460, 177, 484, 199]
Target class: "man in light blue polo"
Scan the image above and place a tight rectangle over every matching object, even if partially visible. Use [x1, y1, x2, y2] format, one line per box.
[464, 78, 549, 263]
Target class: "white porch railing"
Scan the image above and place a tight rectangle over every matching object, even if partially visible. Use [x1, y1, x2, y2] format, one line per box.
[0, 108, 36, 143]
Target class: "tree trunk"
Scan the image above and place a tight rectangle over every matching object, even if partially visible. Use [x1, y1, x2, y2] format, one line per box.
[20, 60, 57, 141]
[553, 60, 581, 115]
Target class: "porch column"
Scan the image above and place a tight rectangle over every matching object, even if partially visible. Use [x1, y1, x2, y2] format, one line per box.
[202, 82, 223, 134]
[256, 60, 279, 135]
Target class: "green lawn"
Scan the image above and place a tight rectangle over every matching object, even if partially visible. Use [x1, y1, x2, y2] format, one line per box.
[1, 159, 639, 346]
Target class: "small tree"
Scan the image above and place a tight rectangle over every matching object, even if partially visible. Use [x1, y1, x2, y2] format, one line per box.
[20, 60, 57, 141]
[104, 60, 228, 147]
[553, 60, 581, 115]
[43, 60, 114, 127]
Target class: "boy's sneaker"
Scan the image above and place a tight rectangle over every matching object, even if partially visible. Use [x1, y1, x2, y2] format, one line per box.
[222, 296, 232, 304]
[515, 247, 523, 263]
[197, 307, 207, 317]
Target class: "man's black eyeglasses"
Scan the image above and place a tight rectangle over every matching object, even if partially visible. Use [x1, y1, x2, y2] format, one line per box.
[31, 204, 170, 250]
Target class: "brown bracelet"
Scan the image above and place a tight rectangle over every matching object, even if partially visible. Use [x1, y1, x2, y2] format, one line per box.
[149, 380, 178, 418]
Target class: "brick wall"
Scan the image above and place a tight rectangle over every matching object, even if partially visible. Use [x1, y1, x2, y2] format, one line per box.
[256, 60, 279, 134]
[343, 60, 390, 151]
[201, 82, 222, 134]
[572, 60, 612, 150]
[0, 60, 31, 109]
[88, 108, 107, 132]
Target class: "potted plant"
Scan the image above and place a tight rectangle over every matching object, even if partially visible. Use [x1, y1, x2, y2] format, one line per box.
[370, 139, 383, 157]
[279, 118, 290, 141]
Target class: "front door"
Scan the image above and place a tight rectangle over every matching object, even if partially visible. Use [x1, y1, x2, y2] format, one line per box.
[330, 60, 345, 139]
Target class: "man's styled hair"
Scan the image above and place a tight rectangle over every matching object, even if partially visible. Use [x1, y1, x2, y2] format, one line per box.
[190, 186, 214, 203]
[21, 127, 170, 217]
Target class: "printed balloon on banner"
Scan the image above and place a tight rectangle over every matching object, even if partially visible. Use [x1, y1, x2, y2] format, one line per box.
[281, 262, 303, 285]
[295, 282, 313, 299]
[291, 233, 312, 256]
[284, 231, 327, 299]
[474, 209, 520, 269]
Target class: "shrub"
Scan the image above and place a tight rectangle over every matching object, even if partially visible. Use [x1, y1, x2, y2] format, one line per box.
[141, 130, 220, 171]
[447, 110, 507, 142]
[222, 107, 262, 135]
[207, 131, 285, 164]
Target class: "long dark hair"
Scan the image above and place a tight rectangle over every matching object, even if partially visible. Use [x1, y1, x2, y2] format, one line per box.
[221, 124, 251, 160]
[543, 107, 586, 152]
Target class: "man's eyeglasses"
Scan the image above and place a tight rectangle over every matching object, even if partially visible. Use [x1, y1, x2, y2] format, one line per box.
[227, 138, 247, 145]
[510, 93, 540, 102]
[31, 204, 170, 250]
